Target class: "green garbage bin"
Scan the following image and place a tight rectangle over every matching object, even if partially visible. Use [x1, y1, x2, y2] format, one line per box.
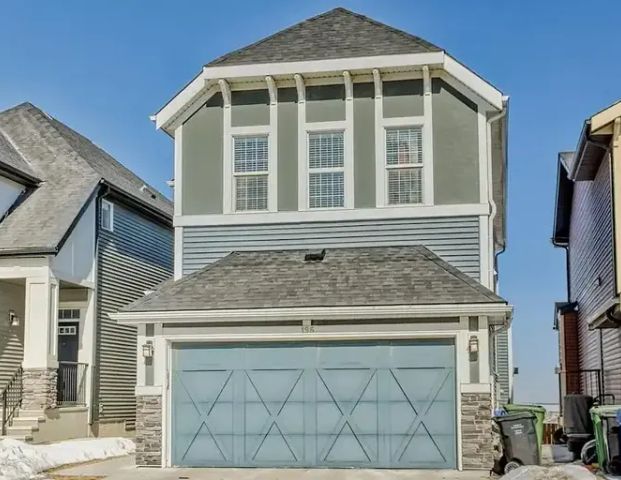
[504, 404, 547, 452]
[590, 405, 621, 472]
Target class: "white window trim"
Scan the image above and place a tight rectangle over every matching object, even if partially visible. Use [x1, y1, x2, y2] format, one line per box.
[306, 130, 347, 210]
[383, 121, 426, 207]
[222, 78, 278, 214]
[298, 71, 354, 211]
[230, 131, 272, 213]
[374, 68, 434, 207]
[100, 199, 114, 232]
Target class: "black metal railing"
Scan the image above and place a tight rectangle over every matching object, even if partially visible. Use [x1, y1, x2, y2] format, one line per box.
[1, 367, 23, 435]
[57, 362, 88, 406]
[558, 369, 604, 413]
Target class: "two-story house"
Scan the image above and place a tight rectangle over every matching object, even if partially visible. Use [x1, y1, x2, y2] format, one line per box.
[554, 100, 621, 405]
[111, 8, 511, 471]
[0, 103, 173, 442]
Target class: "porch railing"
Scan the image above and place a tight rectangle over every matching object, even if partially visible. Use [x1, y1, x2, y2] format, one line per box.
[57, 362, 88, 407]
[1, 367, 23, 435]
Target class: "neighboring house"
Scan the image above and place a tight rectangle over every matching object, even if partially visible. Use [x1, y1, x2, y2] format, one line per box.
[554, 100, 621, 404]
[0, 103, 173, 442]
[110, 8, 511, 471]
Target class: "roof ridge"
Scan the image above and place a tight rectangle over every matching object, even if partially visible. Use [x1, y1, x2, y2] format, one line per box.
[0, 124, 39, 180]
[207, 7, 440, 67]
[207, 8, 340, 66]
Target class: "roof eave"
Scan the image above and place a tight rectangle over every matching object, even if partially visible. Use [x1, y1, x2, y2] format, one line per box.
[154, 51, 504, 135]
[111, 302, 513, 326]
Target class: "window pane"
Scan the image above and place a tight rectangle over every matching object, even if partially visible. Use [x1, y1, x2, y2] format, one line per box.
[388, 168, 422, 204]
[386, 127, 422, 165]
[234, 136, 268, 173]
[309, 172, 344, 208]
[235, 175, 268, 211]
[309, 132, 344, 169]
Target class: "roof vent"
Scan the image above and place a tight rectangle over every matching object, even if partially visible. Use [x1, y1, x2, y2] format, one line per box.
[140, 184, 157, 199]
[304, 249, 326, 262]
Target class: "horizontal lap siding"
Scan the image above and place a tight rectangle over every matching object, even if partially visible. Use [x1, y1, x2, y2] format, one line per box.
[0, 282, 24, 392]
[183, 217, 480, 279]
[95, 203, 172, 428]
[568, 156, 617, 391]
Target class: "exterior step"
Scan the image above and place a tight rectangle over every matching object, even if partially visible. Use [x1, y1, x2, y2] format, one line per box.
[7, 424, 38, 435]
[0, 433, 33, 442]
[12, 417, 44, 428]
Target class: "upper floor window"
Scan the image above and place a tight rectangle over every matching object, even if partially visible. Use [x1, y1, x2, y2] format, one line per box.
[101, 199, 114, 231]
[233, 136, 268, 211]
[385, 127, 423, 205]
[308, 131, 344, 209]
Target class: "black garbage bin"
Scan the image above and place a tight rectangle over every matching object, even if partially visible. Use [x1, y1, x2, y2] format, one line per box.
[494, 412, 540, 473]
[564, 394, 594, 459]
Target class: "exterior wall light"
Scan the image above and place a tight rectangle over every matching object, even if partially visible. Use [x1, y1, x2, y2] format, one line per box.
[8, 310, 19, 327]
[468, 336, 479, 354]
[142, 341, 154, 359]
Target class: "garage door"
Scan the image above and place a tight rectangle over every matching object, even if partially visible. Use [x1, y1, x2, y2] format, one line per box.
[171, 340, 456, 468]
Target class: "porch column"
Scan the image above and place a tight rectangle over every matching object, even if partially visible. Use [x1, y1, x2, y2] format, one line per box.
[22, 276, 59, 411]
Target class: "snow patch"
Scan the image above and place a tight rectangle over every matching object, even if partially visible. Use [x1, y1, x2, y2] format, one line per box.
[0, 437, 135, 480]
[501, 464, 596, 480]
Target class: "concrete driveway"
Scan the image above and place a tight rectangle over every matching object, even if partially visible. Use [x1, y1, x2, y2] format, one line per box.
[50, 455, 490, 480]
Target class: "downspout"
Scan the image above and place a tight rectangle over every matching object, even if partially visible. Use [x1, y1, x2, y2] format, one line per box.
[486, 97, 509, 402]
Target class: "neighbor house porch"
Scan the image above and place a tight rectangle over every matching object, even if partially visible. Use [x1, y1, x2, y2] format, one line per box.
[0, 256, 96, 442]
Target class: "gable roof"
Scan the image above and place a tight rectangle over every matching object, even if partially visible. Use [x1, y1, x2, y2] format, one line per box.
[122, 245, 506, 313]
[0, 102, 172, 255]
[207, 7, 442, 67]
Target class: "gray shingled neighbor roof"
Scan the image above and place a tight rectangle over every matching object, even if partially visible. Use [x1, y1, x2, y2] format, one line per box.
[122, 246, 505, 313]
[0, 102, 172, 255]
[207, 7, 441, 67]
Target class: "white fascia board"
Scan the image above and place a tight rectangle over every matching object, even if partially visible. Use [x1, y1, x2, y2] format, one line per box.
[443, 55, 503, 111]
[175, 203, 490, 227]
[111, 303, 513, 325]
[155, 52, 445, 132]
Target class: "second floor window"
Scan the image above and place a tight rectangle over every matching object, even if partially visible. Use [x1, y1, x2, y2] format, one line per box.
[308, 131, 344, 209]
[385, 127, 423, 205]
[234, 135, 268, 211]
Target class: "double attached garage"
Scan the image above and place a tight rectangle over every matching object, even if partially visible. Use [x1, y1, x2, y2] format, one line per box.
[171, 340, 456, 468]
[114, 246, 511, 469]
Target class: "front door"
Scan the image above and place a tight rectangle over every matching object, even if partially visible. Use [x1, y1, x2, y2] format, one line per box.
[57, 308, 81, 404]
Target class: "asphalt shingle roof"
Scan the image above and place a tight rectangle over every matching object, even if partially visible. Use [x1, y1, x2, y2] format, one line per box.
[0, 102, 172, 255]
[207, 7, 441, 67]
[123, 246, 505, 313]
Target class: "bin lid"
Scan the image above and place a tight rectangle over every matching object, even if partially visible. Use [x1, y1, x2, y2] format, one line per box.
[504, 403, 546, 413]
[494, 412, 536, 423]
[590, 405, 621, 417]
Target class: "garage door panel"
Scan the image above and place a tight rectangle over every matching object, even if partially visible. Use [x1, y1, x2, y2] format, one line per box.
[171, 341, 456, 468]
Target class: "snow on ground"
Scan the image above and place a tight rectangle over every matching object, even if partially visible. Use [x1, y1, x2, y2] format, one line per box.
[0, 437, 134, 480]
[501, 464, 596, 480]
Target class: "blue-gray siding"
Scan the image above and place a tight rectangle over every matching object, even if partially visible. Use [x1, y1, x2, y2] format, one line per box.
[95, 201, 173, 427]
[182, 217, 480, 279]
[494, 329, 511, 405]
[568, 156, 621, 399]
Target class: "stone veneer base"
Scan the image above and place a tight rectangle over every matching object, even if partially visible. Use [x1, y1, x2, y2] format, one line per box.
[135, 395, 162, 466]
[461, 392, 494, 470]
[22, 368, 57, 411]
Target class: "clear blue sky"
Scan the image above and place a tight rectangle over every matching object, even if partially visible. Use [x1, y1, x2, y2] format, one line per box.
[2, 0, 620, 403]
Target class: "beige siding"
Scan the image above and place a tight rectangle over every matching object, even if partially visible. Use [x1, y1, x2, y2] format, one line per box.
[0, 281, 25, 392]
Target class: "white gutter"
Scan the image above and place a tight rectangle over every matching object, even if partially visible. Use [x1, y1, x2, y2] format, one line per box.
[486, 97, 509, 288]
[110, 303, 513, 325]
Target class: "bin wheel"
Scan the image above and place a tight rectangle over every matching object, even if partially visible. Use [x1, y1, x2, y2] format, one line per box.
[504, 460, 522, 473]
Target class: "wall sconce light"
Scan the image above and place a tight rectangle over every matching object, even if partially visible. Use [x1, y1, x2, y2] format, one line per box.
[142, 341, 154, 359]
[468, 336, 479, 354]
[8, 310, 19, 327]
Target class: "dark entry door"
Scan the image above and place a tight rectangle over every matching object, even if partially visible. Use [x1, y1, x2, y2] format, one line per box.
[57, 321, 80, 404]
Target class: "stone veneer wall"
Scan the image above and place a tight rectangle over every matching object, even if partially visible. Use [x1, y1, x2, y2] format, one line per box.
[135, 395, 162, 466]
[22, 368, 57, 410]
[461, 392, 493, 469]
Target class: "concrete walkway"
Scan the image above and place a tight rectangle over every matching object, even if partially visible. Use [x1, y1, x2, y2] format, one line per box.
[51, 455, 490, 479]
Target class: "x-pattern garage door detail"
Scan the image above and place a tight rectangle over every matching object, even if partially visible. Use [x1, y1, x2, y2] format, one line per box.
[171, 342, 456, 468]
